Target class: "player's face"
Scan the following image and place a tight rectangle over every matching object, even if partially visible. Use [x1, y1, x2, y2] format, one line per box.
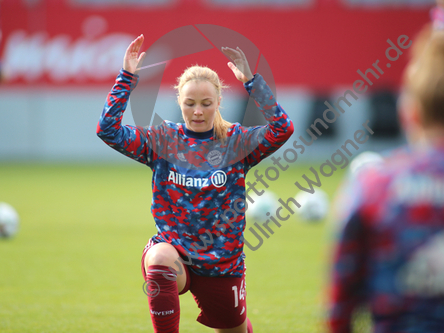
[179, 80, 221, 132]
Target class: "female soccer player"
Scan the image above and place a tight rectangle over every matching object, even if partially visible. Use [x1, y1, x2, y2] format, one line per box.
[97, 34, 294, 333]
[327, 19, 444, 333]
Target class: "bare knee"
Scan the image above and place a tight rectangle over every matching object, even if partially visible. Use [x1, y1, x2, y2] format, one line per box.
[145, 243, 179, 268]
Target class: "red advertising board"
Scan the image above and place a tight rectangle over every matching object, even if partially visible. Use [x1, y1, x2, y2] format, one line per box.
[0, 0, 430, 90]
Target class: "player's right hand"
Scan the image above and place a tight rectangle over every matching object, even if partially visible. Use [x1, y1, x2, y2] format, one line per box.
[123, 34, 146, 75]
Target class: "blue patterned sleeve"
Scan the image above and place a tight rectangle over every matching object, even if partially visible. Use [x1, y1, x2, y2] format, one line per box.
[240, 73, 294, 170]
[328, 174, 370, 332]
[96, 69, 155, 168]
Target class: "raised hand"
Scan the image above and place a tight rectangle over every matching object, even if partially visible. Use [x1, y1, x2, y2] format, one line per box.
[221, 46, 254, 83]
[123, 34, 146, 75]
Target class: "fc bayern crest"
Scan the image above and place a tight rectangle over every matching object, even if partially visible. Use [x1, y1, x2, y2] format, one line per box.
[177, 152, 187, 162]
[207, 150, 222, 166]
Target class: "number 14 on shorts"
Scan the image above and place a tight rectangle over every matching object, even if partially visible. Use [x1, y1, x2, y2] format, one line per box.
[232, 280, 246, 308]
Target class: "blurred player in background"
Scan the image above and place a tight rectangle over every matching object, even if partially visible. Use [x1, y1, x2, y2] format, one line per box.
[97, 35, 294, 332]
[327, 4, 444, 333]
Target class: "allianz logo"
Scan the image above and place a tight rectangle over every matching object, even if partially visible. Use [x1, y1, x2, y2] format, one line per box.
[168, 170, 227, 188]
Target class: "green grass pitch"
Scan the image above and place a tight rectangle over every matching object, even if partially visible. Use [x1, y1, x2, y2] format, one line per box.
[0, 163, 348, 332]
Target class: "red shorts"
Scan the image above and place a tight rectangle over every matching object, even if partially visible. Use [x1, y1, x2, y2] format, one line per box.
[141, 240, 247, 329]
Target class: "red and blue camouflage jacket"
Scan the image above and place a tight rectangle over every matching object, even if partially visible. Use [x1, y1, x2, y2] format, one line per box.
[97, 69, 294, 277]
[329, 143, 444, 332]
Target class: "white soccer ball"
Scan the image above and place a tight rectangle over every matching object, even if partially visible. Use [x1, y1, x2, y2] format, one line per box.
[247, 191, 279, 223]
[0, 202, 19, 238]
[295, 189, 329, 222]
[349, 151, 384, 177]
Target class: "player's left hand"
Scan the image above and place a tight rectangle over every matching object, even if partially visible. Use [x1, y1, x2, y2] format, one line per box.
[221, 47, 254, 83]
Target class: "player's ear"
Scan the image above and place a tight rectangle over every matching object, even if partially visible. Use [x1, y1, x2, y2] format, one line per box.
[398, 92, 419, 130]
[409, 99, 422, 127]
[398, 93, 424, 144]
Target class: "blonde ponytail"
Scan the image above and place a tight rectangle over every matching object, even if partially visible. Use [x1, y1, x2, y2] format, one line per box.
[214, 109, 232, 142]
[405, 30, 444, 126]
